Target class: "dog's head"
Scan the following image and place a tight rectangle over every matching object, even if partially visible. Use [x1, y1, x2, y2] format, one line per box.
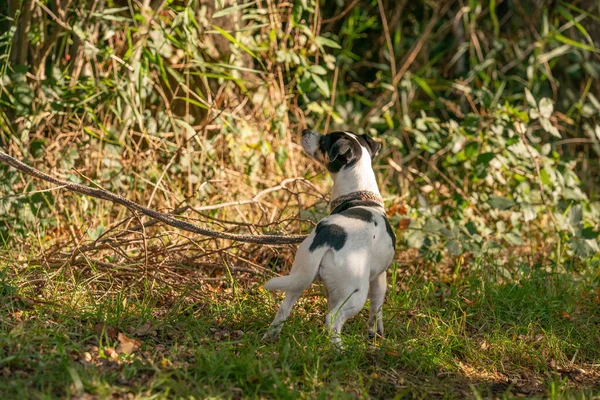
[301, 130, 381, 174]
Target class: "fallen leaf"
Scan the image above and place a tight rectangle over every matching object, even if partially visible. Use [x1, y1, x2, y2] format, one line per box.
[385, 349, 399, 356]
[11, 311, 23, 322]
[133, 322, 156, 337]
[94, 323, 118, 341]
[398, 218, 410, 230]
[387, 202, 408, 216]
[560, 311, 573, 320]
[231, 330, 244, 340]
[116, 332, 141, 354]
[213, 330, 230, 341]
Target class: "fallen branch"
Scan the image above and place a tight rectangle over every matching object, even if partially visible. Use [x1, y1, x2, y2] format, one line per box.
[0, 150, 309, 245]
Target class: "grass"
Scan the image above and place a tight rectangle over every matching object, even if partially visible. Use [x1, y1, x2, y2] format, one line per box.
[2, 245, 599, 399]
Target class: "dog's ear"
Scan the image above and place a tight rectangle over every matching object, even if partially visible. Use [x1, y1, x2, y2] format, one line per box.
[328, 138, 353, 162]
[360, 134, 382, 157]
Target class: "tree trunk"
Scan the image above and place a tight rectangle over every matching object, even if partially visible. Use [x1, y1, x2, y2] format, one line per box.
[9, 0, 34, 67]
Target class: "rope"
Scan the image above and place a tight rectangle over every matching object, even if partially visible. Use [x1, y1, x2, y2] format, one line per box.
[0, 150, 308, 245]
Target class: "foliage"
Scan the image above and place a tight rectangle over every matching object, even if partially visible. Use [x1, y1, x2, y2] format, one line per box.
[0, 0, 599, 266]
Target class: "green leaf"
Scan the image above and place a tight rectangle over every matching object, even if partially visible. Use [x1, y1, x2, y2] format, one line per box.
[504, 232, 524, 245]
[506, 137, 520, 146]
[383, 112, 394, 129]
[464, 142, 478, 159]
[488, 195, 515, 210]
[552, 32, 598, 53]
[87, 225, 105, 241]
[482, 240, 503, 255]
[556, 5, 595, 47]
[523, 205, 537, 222]
[540, 118, 561, 138]
[540, 168, 551, 186]
[212, 1, 255, 18]
[571, 237, 596, 258]
[308, 65, 327, 75]
[276, 146, 288, 169]
[423, 218, 445, 233]
[568, 205, 583, 229]
[490, 0, 500, 37]
[525, 88, 537, 107]
[174, 97, 209, 110]
[581, 227, 599, 239]
[406, 229, 425, 249]
[413, 75, 438, 103]
[476, 152, 495, 165]
[212, 25, 256, 58]
[315, 36, 341, 49]
[446, 240, 462, 257]
[311, 73, 330, 97]
[538, 98, 553, 119]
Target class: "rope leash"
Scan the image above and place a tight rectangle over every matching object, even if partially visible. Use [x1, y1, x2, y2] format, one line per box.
[0, 150, 308, 245]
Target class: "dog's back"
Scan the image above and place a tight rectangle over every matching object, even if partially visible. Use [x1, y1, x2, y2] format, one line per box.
[264, 205, 393, 291]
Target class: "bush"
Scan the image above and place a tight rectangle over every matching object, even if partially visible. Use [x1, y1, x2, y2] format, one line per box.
[0, 0, 598, 266]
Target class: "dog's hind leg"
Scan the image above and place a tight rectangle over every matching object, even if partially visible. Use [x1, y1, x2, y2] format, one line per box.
[367, 271, 387, 339]
[262, 290, 302, 341]
[325, 282, 369, 346]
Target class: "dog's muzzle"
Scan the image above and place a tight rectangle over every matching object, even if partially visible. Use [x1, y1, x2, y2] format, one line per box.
[301, 129, 321, 159]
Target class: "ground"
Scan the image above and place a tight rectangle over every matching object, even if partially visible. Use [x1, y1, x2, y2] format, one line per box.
[1, 247, 599, 399]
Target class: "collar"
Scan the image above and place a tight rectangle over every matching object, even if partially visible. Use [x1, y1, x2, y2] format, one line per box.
[330, 190, 384, 213]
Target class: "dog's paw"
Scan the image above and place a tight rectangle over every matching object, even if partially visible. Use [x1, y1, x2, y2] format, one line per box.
[261, 328, 281, 343]
[367, 329, 384, 340]
[328, 333, 347, 351]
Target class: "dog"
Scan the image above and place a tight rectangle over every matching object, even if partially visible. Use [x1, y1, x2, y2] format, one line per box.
[262, 130, 396, 345]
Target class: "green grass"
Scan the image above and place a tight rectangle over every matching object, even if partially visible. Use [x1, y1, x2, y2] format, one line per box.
[1, 248, 599, 399]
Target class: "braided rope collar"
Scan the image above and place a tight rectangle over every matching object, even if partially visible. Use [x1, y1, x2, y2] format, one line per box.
[330, 190, 384, 213]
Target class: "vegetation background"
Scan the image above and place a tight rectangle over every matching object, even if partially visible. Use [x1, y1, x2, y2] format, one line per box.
[0, 0, 599, 398]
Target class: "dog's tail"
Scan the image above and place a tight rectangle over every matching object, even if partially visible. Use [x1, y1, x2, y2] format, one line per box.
[262, 239, 327, 293]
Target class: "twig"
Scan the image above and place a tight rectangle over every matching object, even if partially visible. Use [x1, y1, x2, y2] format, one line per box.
[377, 0, 401, 117]
[554, 138, 597, 146]
[0, 185, 66, 201]
[392, 1, 451, 86]
[324, 65, 339, 133]
[322, 0, 361, 24]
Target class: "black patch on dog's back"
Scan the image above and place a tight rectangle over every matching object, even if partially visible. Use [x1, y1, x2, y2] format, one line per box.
[383, 215, 396, 247]
[309, 222, 347, 252]
[339, 207, 374, 223]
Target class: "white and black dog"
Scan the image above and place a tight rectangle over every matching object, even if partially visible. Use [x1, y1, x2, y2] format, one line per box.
[262, 130, 396, 345]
